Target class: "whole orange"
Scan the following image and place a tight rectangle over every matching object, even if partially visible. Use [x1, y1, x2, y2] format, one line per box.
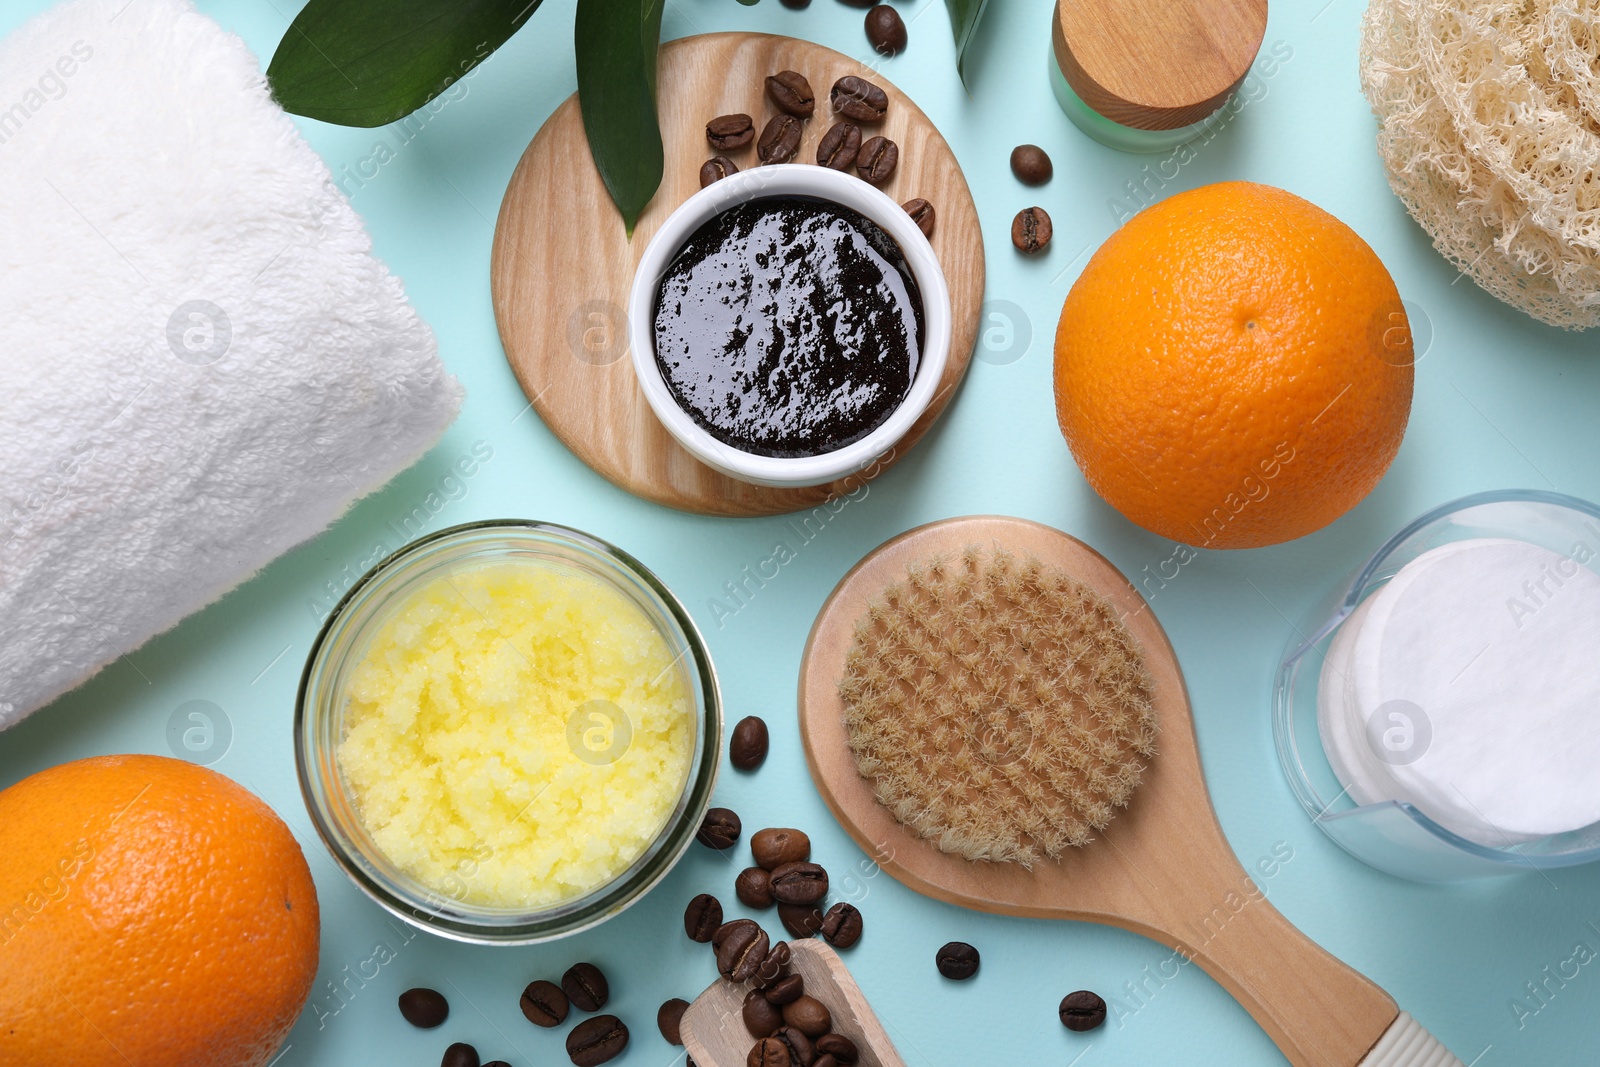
[1053, 181, 1413, 549]
[0, 755, 319, 1067]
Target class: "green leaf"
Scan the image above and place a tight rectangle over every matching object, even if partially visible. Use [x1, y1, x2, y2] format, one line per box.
[575, 0, 666, 237]
[267, 0, 543, 128]
[945, 0, 989, 84]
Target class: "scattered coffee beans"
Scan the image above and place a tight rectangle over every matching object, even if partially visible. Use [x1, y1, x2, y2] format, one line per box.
[657, 998, 689, 1045]
[758, 114, 804, 165]
[816, 1033, 859, 1064]
[684, 892, 724, 941]
[698, 808, 742, 849]
[730, 715, 770, 770]
[707, 114, 756, 151]
[520, 979, 569, 1027]
[751, 827, 810, 870]
[441, 1043, 479, 1067]
[398, 987, 448, 1028]
[567, 1014, 630, 1066]
[766, 71, 816, 118]
[748, 1037, 790, 1067]
[562, 962, 610, 1013]
[1058, 990, 1108, 1032]
[763, 972, 805, 1005]
[1009, 144, 1053, 185]
[819, 903, 862, 949]
[1012, 207, 1052, 253]
[902, 198, 936, 238]
[714, 918, 771, 982]
[770, 862, 829, 905]
[817, 121, 862, 171]
[782, 995, 832, 1038]
[744, 988, 785, 1037]
[736, 866, 775, 908]
[865, 5, 908, 55]
[856, 136, 899, 184]
[771, 1026, 814, 1066]
[700, 156, 739, 188]
[936, 941, 980, 980]
[777, 902, 825, 938]
[831, 76, 888, 123]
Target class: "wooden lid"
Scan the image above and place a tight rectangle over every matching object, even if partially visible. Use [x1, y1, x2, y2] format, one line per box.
[1053, 0, 1268, 131]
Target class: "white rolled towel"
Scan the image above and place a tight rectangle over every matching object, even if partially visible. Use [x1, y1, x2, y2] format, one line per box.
[0, 0, 463, 725]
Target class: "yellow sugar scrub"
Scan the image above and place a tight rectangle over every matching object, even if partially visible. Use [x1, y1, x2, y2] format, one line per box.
[337, 558, 694, 910]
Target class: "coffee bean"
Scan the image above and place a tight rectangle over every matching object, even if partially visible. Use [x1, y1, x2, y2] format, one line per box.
[751, 828, 810, 870]
[520, 979, 569, 1027]
[817, 122, 862, 171]
[777, 902, 825, 938]
[748, 1037, 792, 1067]
[562, 962, 609, 1013]
[714, 918, 771, 982]
[780, 0, 811, 8]
[766, 71, 815, 118]
[1010, 144, 1053, 185]
[770, 862, 829, 905]
[865, 5, 907, 55]
[700, 156, 739, 188]
[819, 902, 863, 949]
[707, 114, 756, 151]
[772, 1025, 815, 1066]
[442, 1042, 480, 1067]
[1059, 989, 1108, 1032]
[567, 1014, 629, 1066]
[658, 998, 689, 1045]
[902, 198, 936, 239]
[685, 893, 724, 941]
[758, 115, 804, 165]
[753, 940, 792, 988]
[936, 941, 980, 980]
[1012, 207, 1052, 253]
[744, 988, 785, 1038]
[737, 866, 775, 908]
[484, 1061, 512, 1067]
[838, 0, 874, 7]
[831, 76, 888, 123]
[856, 136, 898, 185]
[782, 995, 832, 1038]
[816, 1033, 859, 1064]
[763, 972, 804, 1005]
[398, 987, 448, 1028]
[814, 1057, 840, 1067]
[698, 808, 742, 850]
[730, 715, 770, 770]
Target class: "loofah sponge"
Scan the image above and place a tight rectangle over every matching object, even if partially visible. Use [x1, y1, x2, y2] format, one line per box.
[838, 547, 1157, 867]
[1360, 0, 1600, 329]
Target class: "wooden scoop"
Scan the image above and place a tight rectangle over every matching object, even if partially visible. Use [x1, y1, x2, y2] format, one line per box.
[798, 517, 1463, 1067]
[681, 939, 905, 1067]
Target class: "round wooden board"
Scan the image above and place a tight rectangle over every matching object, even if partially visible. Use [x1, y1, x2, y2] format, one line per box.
[491, 33, 984, 517]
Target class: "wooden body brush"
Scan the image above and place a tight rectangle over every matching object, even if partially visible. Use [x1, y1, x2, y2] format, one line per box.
[798, 517, 1464, 1067]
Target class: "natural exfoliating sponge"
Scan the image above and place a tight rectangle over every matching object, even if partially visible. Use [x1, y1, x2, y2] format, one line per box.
[838, 547, 1157, 866]
[1360, 0, 1600, 329]
[0, 0, 461, 725]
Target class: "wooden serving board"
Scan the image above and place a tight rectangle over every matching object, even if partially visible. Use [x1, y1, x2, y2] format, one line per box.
[491, 33, 984, 517]
[798, 517, 1405, 1067]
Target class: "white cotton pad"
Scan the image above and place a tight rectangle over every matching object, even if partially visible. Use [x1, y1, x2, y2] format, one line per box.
[1323, 538, 1600, 845]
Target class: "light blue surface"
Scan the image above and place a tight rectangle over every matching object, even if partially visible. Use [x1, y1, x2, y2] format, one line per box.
[3, 1, 1598, 1064]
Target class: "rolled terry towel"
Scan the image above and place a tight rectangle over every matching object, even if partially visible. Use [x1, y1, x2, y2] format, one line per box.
[0, 0, 462, 725]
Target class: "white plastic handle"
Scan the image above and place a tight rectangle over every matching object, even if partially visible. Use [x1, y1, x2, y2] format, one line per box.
[1358, 1013, 1466, 1067]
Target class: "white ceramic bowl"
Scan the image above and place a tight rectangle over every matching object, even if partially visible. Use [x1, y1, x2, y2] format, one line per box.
[628, 164, 952, 488]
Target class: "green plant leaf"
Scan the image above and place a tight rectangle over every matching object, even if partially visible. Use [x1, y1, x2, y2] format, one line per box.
[945, 0, 990, 83]
[267, 0, 542, 127]
[575, 0, 666, 237]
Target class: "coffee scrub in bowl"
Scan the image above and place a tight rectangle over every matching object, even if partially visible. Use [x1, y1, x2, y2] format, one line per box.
[296, 521, 721, 943]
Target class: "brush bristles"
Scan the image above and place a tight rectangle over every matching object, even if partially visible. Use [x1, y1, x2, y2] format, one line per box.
[839, 547, 1158, 867]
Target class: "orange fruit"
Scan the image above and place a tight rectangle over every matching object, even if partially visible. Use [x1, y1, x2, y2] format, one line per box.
[1053, 181, 1413, 549]
[0, 755, 319, 1067]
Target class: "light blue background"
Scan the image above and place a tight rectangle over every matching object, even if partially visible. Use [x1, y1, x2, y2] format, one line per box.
[3, 0, 1598, 1064]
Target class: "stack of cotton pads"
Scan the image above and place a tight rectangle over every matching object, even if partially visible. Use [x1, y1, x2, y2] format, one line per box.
[1319, 539, 1600, 845]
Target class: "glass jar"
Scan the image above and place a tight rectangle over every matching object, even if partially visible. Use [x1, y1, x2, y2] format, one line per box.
[296, 520, 721, 942]
[1275, 490, 1600, 882]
